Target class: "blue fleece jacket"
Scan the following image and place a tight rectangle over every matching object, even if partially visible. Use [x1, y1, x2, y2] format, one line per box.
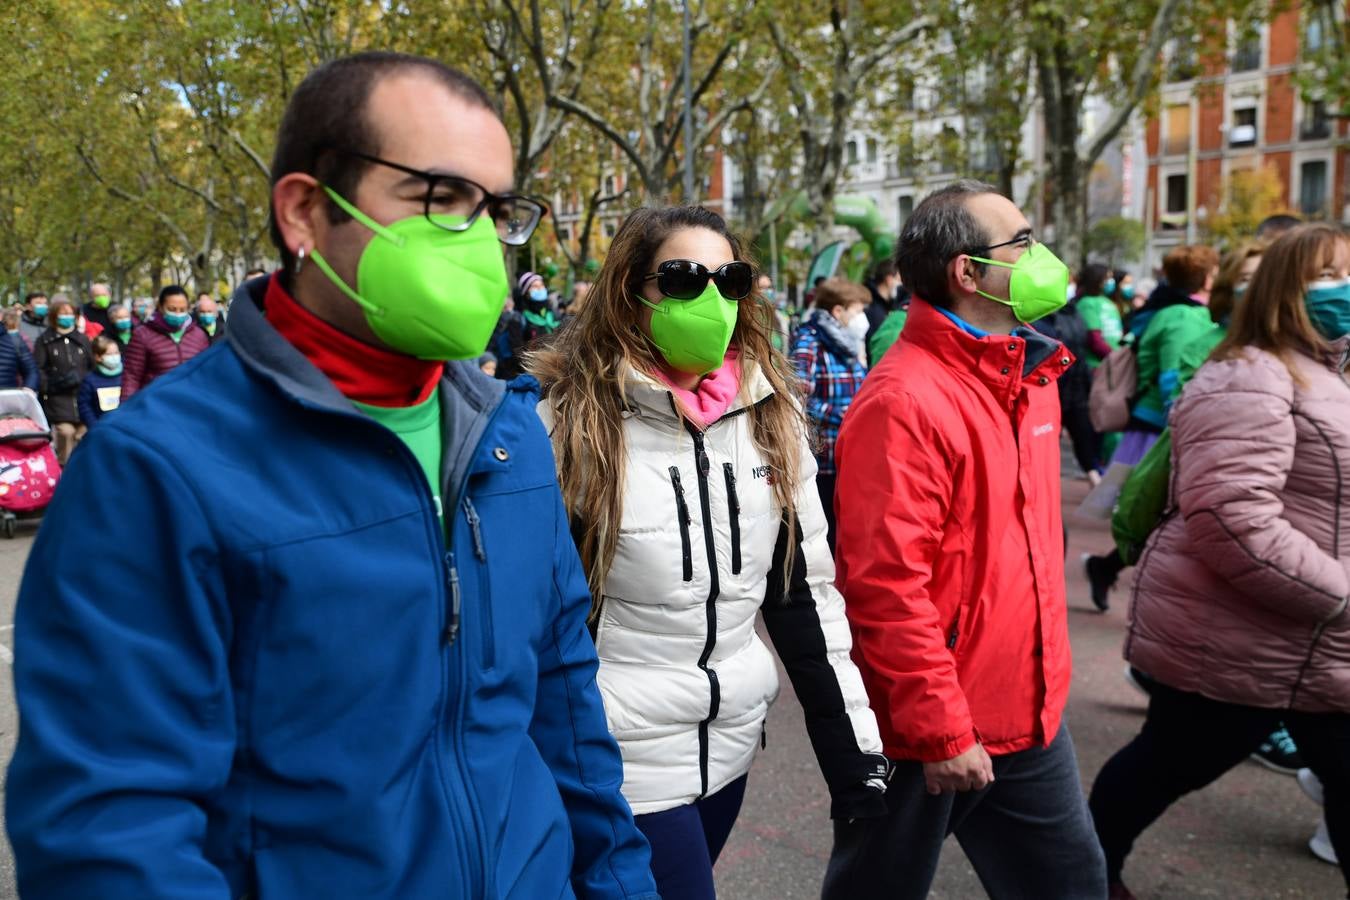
[7, 276, 658, 900]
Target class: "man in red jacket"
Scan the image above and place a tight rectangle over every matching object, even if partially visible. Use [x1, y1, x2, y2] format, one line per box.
[825, 180, 1108, 899]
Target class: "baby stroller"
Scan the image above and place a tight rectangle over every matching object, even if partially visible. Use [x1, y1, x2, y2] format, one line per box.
[0, 389, 61, 538]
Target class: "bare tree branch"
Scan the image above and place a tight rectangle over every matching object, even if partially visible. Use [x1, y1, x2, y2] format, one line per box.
[1084, 0, 1182, 164]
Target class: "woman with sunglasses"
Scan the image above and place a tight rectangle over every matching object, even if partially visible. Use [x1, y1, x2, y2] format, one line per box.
[528, 206, 886, 900]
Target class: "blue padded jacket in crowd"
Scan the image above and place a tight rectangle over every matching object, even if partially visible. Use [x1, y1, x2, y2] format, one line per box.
[6, 275, 658, 900]
[0, 324, 38, 391]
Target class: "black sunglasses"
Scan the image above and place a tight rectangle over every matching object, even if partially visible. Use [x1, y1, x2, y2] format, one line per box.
[642, 260, 755, 301]
[323, 148, 548, 246]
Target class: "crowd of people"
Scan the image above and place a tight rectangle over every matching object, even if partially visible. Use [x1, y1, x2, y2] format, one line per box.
[0, 281, 234, 464]
[2, 50, 1347, 900]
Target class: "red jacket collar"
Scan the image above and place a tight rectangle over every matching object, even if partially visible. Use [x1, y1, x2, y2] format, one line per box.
[263, 275, 442, 407]
[902, 299, 1072, 402]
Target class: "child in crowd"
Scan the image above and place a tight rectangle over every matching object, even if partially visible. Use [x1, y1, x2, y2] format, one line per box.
[77, 335, 123, 429]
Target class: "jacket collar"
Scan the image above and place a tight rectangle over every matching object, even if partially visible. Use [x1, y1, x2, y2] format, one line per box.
[623, 356, 775, 424]
[226, 274, 508, 426]
[903, 299, 1071, 404]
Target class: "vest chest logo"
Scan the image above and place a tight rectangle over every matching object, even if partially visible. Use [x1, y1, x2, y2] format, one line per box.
[752, 465, 775, 485]
[1032, 423, 1055, 437]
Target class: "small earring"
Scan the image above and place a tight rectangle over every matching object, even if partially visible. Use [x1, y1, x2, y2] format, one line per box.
[295, 246, 306, 275]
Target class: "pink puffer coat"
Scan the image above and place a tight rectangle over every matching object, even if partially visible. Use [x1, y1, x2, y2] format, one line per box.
[1127, 342, 1350, 713]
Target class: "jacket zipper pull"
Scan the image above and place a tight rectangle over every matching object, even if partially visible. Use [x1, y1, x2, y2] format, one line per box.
[947, 608, 961, 650]
[463, 498, 486, 562]
[444, 551, 461, 644]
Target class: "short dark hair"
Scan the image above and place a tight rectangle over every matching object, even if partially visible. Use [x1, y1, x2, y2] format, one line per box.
[869, 259, 898, 284]
[1255, 214, 1300, 240]
[158, 285, 189, 307]
[1074, 263, 1110, 300]
[267, 52, 500, 272]
[894, 179, 1000, 308]
[24, 291, 46, 304]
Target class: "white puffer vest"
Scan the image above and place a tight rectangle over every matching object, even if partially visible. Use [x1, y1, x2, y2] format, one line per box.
[541, 363, 881, 815]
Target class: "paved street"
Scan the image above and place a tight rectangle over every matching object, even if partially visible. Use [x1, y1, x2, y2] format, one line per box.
[0, 474, 1343, 898]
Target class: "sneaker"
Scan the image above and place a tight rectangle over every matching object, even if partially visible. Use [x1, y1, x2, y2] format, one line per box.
[1310, 817, 1338, 865]
[1083, 553, 1114, 612]
[1297, 768, 1324, 806]
[1123, 665, 1156, 698]
[1250, 726, 1306, 774]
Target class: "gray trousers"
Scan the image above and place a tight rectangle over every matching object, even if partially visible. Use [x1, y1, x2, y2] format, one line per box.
[822, 725, 1107, 900]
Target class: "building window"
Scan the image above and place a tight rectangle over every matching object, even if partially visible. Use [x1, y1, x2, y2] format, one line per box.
[1300, 161, 1329, 217]
[1164, 104, 1190, 155]
[604, 175, 616, 195]
[866, 138, 878, 164]
[846, 140, 859, 165]
[557, 226, 571, 241]
[898, 195, 914, 224]
[1231, 27, 1261, 72]
[1304, 12, 1326, 54]
[1167, 38, 1199, 82]
[1301, 100, 1332, 140]
[603, 222, 616, 238]
[1165, 174, 1188, 214]
[1230, 107, 1258, 147]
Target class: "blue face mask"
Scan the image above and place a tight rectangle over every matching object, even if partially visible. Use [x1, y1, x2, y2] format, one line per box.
[1305, 279, 1350, 340]
[197, 313, 217, 327]
[32, 304, 48, 318]
[1103, 278, 1117, 296]
[528, 287, 548, 303]
[56, 315, 76, 330]
[163, 311, 191, 330]
[1120, 284, 1136, 301]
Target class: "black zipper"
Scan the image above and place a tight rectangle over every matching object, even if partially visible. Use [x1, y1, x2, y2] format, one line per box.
[463, 497, 494, 669]
[723, 463, 742, 575]
[688, 426, 722, 798]
[947, 607, 961, 650]
[669, 467, 694, 582]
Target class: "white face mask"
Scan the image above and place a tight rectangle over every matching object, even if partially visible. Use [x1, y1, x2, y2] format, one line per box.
[846, 313, 871, 340]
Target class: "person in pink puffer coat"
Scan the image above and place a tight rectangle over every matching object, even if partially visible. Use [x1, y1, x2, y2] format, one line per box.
[1090, 224, 1350, 900]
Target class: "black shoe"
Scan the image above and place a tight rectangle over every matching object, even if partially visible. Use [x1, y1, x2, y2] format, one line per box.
[1083, 553, 1115, 612]
[1251, 726, 1306, 774]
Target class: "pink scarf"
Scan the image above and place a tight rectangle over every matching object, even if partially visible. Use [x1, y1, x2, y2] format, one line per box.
[652, 352, 743, 430]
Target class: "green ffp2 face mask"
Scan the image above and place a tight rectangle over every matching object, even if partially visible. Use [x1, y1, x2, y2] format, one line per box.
[638, 282, 739, 376]
[968, 243, 1071, 324]
[309, 187, 509, 361]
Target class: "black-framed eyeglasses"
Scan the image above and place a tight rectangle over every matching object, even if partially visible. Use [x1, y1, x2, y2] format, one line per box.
[968, 231, 1036, 256]
[325, 148, 548, 246]
[642, 260, 755, 301]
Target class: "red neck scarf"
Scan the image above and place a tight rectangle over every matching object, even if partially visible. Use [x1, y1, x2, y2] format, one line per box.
[264, 275, 442, 407]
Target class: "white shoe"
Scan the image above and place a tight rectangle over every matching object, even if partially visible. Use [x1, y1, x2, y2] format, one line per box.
[1297, 767, 1324, 806]
[1309, 817, 1338, 865]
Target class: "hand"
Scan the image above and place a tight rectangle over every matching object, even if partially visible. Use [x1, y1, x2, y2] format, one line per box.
[922, 743, 994, 795]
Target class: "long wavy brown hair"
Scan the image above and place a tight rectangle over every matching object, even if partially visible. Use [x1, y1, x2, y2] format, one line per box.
[1213, 224, 1347, 374]
[527, 206, 803, 613]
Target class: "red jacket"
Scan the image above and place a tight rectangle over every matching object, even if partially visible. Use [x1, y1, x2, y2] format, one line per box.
[834, 299, 1074, 762]
[121, 313, 211, 400]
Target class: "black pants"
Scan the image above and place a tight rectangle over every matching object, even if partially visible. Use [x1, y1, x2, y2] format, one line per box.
[823, 726, 1107, 900]
[1090, 683, 1349, 892]
[816, 471, 838, 554]
[1062, 403, 1102, 475]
